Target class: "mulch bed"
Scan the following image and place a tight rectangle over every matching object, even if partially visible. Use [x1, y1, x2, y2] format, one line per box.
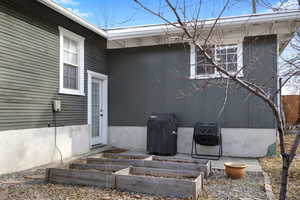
[260, 133, 300, 200]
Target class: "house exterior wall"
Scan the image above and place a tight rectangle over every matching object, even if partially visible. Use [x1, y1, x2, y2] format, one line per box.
[107, 35, 277, 128]
[107, 35, 278, 157]
[0, 0, 106, 174]
[0, 0, 107, 131]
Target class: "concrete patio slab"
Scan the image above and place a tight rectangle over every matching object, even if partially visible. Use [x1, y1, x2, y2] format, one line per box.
[209, 157, 262, 172]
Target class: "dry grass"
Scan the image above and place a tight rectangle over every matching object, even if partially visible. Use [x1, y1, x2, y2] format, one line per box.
[259, 134, 300, 200]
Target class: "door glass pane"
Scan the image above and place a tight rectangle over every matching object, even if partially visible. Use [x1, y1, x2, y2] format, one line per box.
[92, 79, 100, 138]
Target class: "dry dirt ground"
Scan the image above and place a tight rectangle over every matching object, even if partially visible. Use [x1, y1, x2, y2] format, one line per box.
[260, 133, 300, 200]
[0, 166, 267, 200]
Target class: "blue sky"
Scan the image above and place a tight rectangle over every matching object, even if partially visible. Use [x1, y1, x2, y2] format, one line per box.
[53, 0, 297, 29]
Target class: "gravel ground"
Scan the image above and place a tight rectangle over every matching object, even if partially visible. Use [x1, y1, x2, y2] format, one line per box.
[0, 166, 267, 200]
[204, 170, 267, 200]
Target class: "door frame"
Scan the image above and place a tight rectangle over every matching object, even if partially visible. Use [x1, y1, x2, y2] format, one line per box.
[87, 70, 108, 146]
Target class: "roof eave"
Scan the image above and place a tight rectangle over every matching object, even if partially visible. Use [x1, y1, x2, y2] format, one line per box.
[37, 0, 108, 38]
[107, 10, 300, 40]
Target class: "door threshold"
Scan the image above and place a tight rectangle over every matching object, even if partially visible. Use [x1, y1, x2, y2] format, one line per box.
[91, 143, 106, 150]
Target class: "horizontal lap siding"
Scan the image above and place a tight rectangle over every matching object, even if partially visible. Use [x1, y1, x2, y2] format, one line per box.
[107, 36, 277, 128]
[0, 0, 107, 131]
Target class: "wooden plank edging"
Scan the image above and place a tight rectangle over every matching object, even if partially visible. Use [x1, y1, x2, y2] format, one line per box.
[262, 171, 275, 200]
[86, 157, 211, 177]
[113, 166, 202, 199]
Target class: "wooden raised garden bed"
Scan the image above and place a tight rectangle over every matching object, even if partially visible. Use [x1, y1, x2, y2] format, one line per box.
[114, 166, 203, 199]
[151, 156, 211, 177]
[86, 153, 152, 166]
[45, 153, 209, 199]
[45, 164, 127, 188]
[69, 163, 127, 172]
[94, 153, 151, 160]
[87, 154, 211, 177]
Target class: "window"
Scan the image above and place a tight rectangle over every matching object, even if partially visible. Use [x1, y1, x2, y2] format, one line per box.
[59, 27, 85, 95]
[190, 43, 243, 79]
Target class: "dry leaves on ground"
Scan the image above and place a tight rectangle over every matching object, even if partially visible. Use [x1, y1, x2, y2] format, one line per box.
[260, 133, 300, 200]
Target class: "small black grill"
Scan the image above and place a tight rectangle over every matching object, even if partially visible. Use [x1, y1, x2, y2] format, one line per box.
[191, 122, 222, 160]
[147, 113, 178, 156]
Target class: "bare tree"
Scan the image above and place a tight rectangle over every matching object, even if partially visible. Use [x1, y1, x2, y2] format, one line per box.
[133, 0, 300, 200]
[258, 0, 300, 11]
[252, 0, 257, 13]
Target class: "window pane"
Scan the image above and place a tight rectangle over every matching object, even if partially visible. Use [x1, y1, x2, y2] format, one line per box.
[63, 37, 79, 65]
[218, 54, 226, 63]
[63, 50, 78, 65]
[196, 46, 215, 75]
[227, 63, 237, 72]
[70, 77, 78, 89]
[63, 37, 70, 50]
[197, 64, 215, 75]
[69, 52, 78, 65]
[217, 48, 226, 54]
[227, 54, 237, 63]
[227, 46, 237, 53]
[70, 40, 78, 53]
[215, 44, 238, 74]
[195, 44, 239, 76]
[63, 65, 69, 89]
[63, 64, 78, 90]
[63, 50, 69, 63]
[64, 37, 78, 53]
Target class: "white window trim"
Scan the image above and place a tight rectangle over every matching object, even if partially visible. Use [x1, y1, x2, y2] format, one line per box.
[59, 26, 85, 96]
[189, 43, 244, 79]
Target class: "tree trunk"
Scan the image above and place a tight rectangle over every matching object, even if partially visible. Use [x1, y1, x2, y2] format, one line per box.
[252, 0, 257, 13]
[279, 156, 290, 200]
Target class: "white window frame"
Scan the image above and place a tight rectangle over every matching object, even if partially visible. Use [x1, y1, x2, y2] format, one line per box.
[190, 43, 243, 79]
[59, 26, 85, 96]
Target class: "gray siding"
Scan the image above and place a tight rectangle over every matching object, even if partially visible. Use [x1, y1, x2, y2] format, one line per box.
[0, 0, 107, 131]
[107, 35, 277, 128]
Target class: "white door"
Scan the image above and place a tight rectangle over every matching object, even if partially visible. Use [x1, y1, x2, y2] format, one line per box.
[91, 78, 103, 145]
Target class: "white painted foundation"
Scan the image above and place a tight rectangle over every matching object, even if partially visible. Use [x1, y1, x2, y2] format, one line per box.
[108, 126, 277, 158]
[0, 125, 90, 175]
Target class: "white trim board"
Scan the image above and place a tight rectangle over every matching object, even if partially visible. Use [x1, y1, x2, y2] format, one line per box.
[87, 70, 108, 146]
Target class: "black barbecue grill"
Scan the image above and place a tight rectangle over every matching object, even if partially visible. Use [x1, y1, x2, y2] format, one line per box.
[191, 122, 222, 160]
